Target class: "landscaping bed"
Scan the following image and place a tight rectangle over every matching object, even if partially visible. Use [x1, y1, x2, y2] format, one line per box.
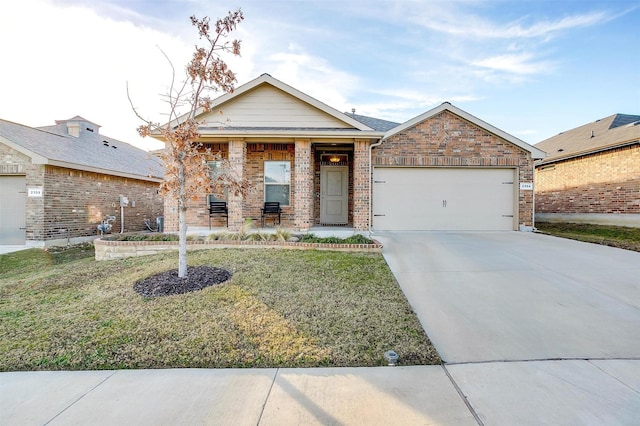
[0, 246, 440, 370]
[95, 232, 383, 260]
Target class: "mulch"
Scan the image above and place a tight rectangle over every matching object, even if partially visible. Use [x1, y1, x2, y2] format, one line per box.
[133, 265, 232, 297]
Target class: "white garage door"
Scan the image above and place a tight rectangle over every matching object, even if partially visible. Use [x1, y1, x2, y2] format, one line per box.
[373, 168, 516, 231]
[0, 175, 27, 244]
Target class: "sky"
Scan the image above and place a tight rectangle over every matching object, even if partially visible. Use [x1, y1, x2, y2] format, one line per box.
[1, 0, 638, 151]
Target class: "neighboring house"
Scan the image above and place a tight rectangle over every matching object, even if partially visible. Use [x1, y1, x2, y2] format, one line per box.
[154, 73, 545, 233]
[534, 114, 640, 227]
[0, 116, 164, 246]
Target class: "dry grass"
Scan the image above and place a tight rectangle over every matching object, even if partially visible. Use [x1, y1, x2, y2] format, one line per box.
[0, 247, 440, 370]
[536, 222, 640, 252]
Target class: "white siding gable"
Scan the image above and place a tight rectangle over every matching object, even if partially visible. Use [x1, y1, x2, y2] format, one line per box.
[199, 84, 354, 129]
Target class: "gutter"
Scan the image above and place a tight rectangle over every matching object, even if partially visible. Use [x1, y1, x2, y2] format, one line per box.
[368, 137, 384, 235]
[536, 139, 639, 166]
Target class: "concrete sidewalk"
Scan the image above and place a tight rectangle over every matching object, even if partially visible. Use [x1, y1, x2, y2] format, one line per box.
[0, 245, 29, 255]
[3, 361, 639, 425]
[1, 366, 477, 425]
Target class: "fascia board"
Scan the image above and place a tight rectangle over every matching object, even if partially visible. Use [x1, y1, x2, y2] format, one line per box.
[47, 160, 163, 182]
[0, 136, 49, 164]
[536, 139, 639, 165]
[383, 102, 547, 159]
[197, 129, 385, 139]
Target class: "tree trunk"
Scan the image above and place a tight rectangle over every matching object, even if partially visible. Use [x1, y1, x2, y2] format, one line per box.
[178, 206, 187, 278]
[177, 159, 188, 278]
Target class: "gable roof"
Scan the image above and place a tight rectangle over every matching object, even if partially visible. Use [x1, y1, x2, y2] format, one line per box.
[158, 73, 386, 140]
[0, 117, 163, 181]
[535, 113, 640, 165]
[383, 102, 546, 159]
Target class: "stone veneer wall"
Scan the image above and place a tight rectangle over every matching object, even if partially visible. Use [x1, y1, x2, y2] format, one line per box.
[94, 238, 383, 260]
[372, 111, 535, 228]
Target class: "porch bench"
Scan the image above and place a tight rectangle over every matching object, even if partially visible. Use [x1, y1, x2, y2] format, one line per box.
[261, 202, 281, 227]
[209, 201, 228, 229]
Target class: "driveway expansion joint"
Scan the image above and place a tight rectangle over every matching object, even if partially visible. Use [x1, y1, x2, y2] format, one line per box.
[441, 365, 484, 426]
[443, 356, 640, 366]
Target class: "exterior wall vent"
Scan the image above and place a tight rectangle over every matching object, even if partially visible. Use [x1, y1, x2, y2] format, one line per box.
[67, 122, 80, 137]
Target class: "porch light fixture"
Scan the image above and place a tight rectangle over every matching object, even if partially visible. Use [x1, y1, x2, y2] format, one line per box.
[329, 156, 341, 163]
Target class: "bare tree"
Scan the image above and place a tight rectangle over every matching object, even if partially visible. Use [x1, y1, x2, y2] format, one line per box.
[130, 10, 248, 278]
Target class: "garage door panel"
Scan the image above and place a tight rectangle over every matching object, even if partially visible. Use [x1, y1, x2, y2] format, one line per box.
[373, 168, 515, 231]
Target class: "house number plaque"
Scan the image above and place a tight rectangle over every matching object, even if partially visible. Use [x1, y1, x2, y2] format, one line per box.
[519, 182, 533, 190]
[27, 187, 43, 197]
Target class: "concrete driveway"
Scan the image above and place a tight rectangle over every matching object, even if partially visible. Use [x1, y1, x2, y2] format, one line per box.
[376, 231, 640, 364]
[376, 231, 640, 424]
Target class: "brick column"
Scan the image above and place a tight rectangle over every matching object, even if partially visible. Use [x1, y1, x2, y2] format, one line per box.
[228, 138, 246, 231]
[294, 139, 313, 231]
[162, 196, 179, 232]
[353, 139, 370, 231]
[519, 157, 535, 229]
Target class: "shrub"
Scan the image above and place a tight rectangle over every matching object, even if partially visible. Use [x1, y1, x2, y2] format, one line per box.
[103, 233, 179, 242]
[299, 234, 374, 244]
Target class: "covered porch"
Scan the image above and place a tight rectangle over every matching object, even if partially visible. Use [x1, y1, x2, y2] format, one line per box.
[168, 138, 373, 233]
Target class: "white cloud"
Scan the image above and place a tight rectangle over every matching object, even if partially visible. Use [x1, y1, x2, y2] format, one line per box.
[266, 45, 360, 112]
[0, 0, 253, 151]
[405, 3, 610, 40]
[472, 53, 553, 75]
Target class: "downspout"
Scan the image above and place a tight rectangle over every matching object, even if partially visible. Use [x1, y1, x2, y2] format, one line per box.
[368, 137, 384, 236]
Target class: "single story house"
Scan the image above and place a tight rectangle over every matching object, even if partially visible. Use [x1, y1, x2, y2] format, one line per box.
[534, 114, 640, 227]
[155, 74, 545, 233]
[0, 116, 164, 246]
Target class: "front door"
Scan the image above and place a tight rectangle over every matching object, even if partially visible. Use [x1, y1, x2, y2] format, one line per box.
[320, 166, 348, 224]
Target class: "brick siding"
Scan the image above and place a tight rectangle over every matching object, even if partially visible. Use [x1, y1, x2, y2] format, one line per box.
[535, 144, 640, 214]
[169, 143, 298, 231]
[1, 143, 163, 243]
[372, 111, 535, 228]
[35, 165, 163, 241]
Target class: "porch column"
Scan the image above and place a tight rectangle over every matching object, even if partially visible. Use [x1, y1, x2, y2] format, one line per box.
[353, 139, 370, 231]
[228, 138, 246, 231]
[163, 197, 179, 232]
[294, 139, 313, 231]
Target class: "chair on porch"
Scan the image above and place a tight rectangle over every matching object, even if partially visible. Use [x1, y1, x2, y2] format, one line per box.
[261, 202, 281, 227]
[209, 201, 228, 229]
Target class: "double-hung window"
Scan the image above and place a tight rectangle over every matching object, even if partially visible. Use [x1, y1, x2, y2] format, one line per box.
[264, 161, 290, 206]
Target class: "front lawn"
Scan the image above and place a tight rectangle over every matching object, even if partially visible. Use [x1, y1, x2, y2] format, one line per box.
[0, 246, 440, 370]
[535, 222, 640, 252]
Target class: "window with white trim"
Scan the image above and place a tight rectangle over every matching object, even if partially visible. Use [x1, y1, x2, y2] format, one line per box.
[264, 161, 290, 206]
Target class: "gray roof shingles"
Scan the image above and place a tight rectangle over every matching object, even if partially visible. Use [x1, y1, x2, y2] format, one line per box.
[0, 118, 163, 180]
[344, 113, 400, 132]
[535, 113, 640, 164]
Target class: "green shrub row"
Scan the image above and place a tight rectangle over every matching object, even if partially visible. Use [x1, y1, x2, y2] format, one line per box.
[102, 231, 374, 245]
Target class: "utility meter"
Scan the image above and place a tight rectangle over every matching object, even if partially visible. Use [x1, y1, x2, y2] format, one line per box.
[119, 196, 129, 207]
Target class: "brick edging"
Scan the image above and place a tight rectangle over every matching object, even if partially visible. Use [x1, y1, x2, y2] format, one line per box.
[94, 238, 383, 260]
